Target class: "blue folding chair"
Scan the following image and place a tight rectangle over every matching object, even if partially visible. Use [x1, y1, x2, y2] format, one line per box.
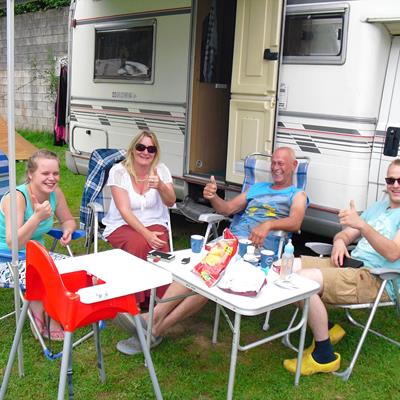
[198, 152, 309, 255]
[0, 150, 87, 359]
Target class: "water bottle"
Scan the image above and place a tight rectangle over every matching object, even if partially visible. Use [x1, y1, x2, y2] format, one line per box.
[280, 239, 294, 281]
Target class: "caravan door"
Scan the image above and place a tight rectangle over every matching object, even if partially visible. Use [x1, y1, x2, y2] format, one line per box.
[226, 0, 284, 184]
[368, 36, 400, 204]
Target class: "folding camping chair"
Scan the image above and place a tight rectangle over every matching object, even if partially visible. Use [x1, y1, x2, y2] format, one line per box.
[190, 152, 310, 337]
[80, 148, 174, 255]
[283, 241, 400, 381]
[0, 240, 163, 400]
[0, 149, 87, 359]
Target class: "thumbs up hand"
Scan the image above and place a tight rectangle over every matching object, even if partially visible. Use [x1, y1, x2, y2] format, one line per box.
[203, 175, 218, 200]
[338, 200, 363, 229]
[32, 197, 52, 221]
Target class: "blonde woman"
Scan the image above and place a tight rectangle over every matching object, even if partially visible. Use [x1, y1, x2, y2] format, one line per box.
[0, 149, 76, 340]
[102, 131, 176, 307]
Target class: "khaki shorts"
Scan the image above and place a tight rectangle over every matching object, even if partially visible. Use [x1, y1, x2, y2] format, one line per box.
[301, 256, 390, 305]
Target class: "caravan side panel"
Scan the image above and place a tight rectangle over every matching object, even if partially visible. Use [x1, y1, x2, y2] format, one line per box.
[68, 1, 191, 181]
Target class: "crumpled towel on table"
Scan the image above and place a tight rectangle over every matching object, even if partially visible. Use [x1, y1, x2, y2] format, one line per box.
[218, 259, 267, 297]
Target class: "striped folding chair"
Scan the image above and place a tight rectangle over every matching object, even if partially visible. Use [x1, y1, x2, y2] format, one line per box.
[0, 150, 9, 199]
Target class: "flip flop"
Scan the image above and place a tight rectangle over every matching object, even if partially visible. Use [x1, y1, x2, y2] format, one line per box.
[42, 326, 65, 342]
[29, 309, 48, 339]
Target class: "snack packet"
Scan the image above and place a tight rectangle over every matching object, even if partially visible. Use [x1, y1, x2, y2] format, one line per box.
[192, 229, 238, 287]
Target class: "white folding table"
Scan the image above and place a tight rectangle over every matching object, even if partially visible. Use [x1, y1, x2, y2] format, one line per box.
[55, 249, 172, 304]
[148, 249, 320, 400]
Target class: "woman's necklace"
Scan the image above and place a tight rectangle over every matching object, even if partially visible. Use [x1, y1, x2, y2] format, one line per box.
[132, 171, 150, 197]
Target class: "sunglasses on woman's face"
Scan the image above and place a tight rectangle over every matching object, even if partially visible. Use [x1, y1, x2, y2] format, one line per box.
[135, 143, 157, 154]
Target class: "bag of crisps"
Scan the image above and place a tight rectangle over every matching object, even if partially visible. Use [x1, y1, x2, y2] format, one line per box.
[192, 229, 238, 287]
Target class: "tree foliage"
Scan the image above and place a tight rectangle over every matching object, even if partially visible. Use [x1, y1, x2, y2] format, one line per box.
[0, 0, 70, 17]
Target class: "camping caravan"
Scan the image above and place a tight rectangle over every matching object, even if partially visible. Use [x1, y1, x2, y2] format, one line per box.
[65, 0, 400, 237]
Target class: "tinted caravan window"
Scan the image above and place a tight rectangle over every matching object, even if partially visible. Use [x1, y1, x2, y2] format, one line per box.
[94, 19, 156, 83]
[283, 10, 348, 64]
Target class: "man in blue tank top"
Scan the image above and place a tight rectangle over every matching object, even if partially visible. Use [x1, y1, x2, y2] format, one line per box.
[203, 147, 308, 254]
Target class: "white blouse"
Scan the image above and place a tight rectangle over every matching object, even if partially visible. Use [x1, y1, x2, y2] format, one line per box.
[102, 162, 173, 238]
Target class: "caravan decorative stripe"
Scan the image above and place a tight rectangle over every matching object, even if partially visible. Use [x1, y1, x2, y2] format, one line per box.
[277, 124, 375, 155]
[70, 104, 186, 135]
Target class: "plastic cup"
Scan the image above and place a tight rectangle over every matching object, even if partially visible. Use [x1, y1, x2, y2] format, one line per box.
[191, 234, 204, 253]
[260, 249, 274, 271]
[238, 239, 252, 257]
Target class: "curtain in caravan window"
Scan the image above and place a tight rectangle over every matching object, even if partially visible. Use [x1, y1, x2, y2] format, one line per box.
[54, 64, 68, 146]
[202, 0, 218, 83]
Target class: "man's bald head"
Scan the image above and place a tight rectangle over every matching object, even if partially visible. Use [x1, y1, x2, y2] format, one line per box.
[271, 147, 298, 187]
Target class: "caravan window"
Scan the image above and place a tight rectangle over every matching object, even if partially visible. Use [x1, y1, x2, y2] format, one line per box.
[283, 10, 348, 64]
[94, 19, 156, 83]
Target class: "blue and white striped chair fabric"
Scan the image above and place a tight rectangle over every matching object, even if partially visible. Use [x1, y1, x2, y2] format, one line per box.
[0, 150, 10, 200]
[242, 153, 308, 192]
[79, 149, 126, 253]
[79, 148, 126, 234]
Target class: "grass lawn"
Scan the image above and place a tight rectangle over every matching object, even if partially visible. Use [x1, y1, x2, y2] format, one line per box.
[0, 131, 399, 399]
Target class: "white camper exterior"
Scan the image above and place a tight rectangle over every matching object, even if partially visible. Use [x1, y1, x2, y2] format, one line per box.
[66, 0, 400, 236]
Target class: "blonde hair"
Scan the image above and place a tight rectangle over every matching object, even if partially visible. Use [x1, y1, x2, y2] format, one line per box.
[123, 130, 160, 178]
[26, 149, 60, 183]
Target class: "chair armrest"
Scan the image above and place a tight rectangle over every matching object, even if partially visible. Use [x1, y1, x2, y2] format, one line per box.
[305, 242, 333, 256]
[369, 268, 400, 281]
[47, 229, 86, 240]
[0, 249, 26, 261]
[88, 202, 104, 213]
[198, 213, 227, 224]
[270, 230, 287, 238]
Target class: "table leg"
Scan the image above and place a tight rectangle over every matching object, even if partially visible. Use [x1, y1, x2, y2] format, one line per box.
[147, 288, 156, 351]
[212, 304, 221, 344]
[295, 297, 309, 385]
[227, 312, 241, 400]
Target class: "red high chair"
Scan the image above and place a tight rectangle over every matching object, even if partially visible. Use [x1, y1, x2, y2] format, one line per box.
[0, 241, 163, 400]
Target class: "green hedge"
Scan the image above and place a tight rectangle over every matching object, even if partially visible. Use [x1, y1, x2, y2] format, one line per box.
[0, 0, 70, 17]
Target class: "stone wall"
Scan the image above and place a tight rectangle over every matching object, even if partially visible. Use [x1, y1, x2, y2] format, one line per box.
[0, 7, 69, 132]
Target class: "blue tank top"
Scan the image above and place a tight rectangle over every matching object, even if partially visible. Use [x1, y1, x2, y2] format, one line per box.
[0, 183, 56, 253]
[230, 182, 306, 255]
